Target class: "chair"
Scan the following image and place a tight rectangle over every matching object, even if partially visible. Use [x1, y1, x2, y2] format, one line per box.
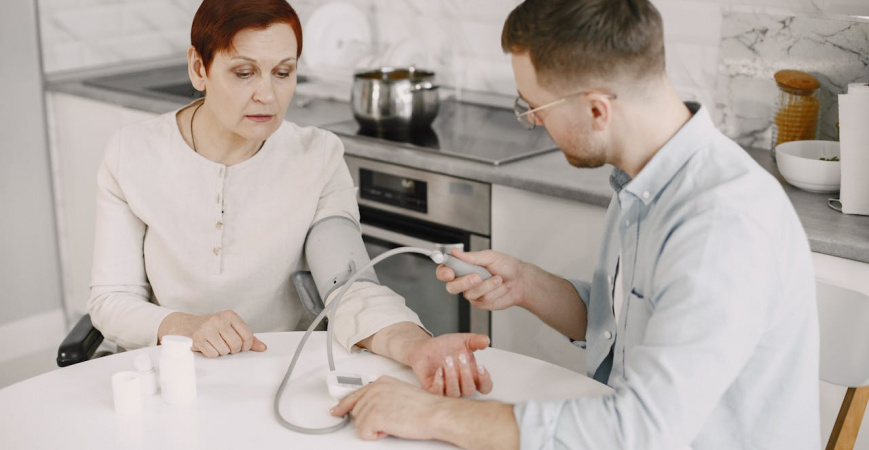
[56, 314, 104, 367]
[818, 282, 869, 450]
[56, 272, 325, 367]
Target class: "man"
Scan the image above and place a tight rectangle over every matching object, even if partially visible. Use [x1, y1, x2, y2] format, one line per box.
[332, 0, 820, 448]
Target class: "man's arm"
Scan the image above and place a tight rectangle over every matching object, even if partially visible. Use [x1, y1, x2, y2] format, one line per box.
[331, 376, 518, 449]
[437, 249, 588, 341]
[516, 262, 588, 341]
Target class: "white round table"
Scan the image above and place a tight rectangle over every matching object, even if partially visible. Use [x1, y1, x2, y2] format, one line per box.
[0, 332, 611, 449]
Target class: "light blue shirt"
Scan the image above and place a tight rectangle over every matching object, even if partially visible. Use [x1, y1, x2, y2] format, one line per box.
[514, 104, 820, 449]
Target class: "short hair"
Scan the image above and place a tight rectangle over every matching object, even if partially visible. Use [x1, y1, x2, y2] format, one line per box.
[191, 0, 303, 73]
[501, 0, 665, 89]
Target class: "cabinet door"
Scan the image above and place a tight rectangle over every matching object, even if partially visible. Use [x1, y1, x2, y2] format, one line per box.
[47, 93, 158, 319]
[491, 184, 607, 373]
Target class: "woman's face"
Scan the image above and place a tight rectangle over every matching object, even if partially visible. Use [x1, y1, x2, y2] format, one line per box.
[192, 23, 299, 142]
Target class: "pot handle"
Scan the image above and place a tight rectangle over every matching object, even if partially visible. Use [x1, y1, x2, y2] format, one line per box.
[410, 82, 439, 92]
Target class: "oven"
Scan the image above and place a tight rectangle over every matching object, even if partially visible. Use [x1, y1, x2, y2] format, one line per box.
[345, 155, 491, 337]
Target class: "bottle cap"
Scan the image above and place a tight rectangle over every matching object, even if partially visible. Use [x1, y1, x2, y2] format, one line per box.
[161, 335, 193, 355]
[133, 354, 154, 372]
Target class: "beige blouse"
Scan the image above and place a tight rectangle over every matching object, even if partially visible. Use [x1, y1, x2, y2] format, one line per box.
[87, 111, 423, 350]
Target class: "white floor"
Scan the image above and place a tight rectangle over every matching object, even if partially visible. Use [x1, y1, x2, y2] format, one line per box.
[0, 347, 59, 390]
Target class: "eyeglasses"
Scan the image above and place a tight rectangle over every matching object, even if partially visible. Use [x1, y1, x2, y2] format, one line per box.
[514, 90, 617, 130]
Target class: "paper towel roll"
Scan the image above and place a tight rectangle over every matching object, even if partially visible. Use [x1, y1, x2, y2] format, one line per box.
[838, 87, 869, 215]
[112, 371, 143, 415]
[848, 83, 869, 94]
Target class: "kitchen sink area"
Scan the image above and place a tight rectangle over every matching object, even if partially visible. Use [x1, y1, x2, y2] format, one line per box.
[83, 63, 205, 103]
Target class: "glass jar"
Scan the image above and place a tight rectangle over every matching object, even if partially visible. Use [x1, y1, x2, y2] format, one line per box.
[772, 70, 820, 160]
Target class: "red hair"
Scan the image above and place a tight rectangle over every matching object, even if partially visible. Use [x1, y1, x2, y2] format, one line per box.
[191, 0, 303, 73]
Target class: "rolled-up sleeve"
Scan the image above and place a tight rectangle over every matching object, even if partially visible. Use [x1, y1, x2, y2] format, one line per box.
[513, 207, 775, 449]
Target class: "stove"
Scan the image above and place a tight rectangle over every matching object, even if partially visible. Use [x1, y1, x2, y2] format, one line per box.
[322, 99, 558, 166]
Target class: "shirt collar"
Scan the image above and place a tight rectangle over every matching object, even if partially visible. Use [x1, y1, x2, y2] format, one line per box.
[609, 102, 711, 204]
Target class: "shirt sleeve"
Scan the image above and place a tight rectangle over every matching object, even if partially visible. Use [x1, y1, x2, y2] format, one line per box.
[514, 206, 775, 449]
[312, 131, 428, 350]
[310, 131, 358, 224]
[566, 279, 591, 348]
[326, 282, 429, 351]
[87, 130, 174, 349]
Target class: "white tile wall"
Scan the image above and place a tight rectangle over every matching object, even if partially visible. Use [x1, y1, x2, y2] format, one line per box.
[37, 0, 869, 143]
[38, 0, 199, 73]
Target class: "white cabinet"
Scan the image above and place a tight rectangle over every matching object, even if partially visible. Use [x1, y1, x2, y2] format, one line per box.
[46, 93, 157, 319]
[490, 184, 607, 374]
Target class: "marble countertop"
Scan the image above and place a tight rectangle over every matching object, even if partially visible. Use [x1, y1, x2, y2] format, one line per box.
[46, 65, 869, 264]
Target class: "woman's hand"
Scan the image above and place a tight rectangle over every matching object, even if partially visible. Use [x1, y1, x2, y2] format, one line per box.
[436, 248, 527, 311]
[405, 333, 493, 397]
[158, 310, 267, 358]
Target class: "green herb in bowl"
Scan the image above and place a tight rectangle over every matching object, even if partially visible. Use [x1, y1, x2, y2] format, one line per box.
[819, 156, 840, 162]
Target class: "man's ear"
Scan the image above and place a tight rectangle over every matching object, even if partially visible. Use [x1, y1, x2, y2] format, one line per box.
[187, 46, 206, 92]
[588, 93, 613, 132]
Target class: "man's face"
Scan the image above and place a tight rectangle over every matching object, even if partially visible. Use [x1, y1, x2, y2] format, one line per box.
[510, 52, 608, 169]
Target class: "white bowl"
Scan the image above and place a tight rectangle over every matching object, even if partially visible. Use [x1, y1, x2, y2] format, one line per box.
[775, 140, 841, 194]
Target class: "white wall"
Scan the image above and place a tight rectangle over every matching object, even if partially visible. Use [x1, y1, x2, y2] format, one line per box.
[0, 0, 65, 362]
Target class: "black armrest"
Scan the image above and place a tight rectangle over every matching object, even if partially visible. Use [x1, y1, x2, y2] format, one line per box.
[57, 314, 104, 367]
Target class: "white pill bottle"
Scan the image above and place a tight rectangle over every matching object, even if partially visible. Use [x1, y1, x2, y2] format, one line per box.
[159, 335, 197, 404]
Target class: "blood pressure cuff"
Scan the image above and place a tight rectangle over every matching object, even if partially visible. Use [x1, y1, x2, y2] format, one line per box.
[304, 215, 380, 302]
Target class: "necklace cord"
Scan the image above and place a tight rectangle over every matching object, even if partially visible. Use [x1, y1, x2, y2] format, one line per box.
[190, 102, 203, 153]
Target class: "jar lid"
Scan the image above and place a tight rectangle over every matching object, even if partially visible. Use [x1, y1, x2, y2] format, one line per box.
[774, 70, 820, 94]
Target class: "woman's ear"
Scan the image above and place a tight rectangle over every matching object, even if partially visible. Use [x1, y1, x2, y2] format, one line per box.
[187, 46, 206, 93]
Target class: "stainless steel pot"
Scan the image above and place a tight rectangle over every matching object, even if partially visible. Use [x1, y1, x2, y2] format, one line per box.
[351, 67, 440, 130]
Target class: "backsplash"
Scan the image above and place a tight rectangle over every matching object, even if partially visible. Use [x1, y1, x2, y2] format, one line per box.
[716, 10, 869, 149]
[38, 0, 869, 148]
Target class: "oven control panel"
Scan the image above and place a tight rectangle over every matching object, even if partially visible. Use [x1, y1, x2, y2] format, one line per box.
[359, 168, 428, 213]
[345, 155, 491, 237]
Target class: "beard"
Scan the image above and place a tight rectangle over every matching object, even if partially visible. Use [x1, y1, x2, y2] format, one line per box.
[549, 127, 607, 169]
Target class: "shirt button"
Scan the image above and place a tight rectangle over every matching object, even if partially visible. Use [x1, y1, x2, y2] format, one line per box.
[642, 191, 650, 200]
[213, 247, 222, 256]
[604, 331, 613, 340]
[218, 167, 226, 178]
[625, 219, 630, 227]
[216, 221, 223, 230]
[607, 276, 613, 284]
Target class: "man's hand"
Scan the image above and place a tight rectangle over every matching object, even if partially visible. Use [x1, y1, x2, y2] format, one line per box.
[436, 248, 527, 311]
[158, 310, 267, 358]
[331, 375, 519, 448]
[330, 376, 451, 441]
[406, 333, 493, 397]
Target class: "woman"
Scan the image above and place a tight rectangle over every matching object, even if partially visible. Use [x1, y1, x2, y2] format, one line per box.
[87, 0, 490, 398]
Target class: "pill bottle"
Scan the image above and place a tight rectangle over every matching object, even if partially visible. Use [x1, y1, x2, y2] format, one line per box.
[134, 353, 159, 395]
[772, 70, 820, 159]
[159, 335, 197, 404]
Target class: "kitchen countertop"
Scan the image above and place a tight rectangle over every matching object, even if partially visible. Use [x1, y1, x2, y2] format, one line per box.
[46, 63, 869, 264]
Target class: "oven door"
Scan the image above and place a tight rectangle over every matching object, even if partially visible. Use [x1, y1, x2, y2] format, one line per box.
[360, 221, 491, 338]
